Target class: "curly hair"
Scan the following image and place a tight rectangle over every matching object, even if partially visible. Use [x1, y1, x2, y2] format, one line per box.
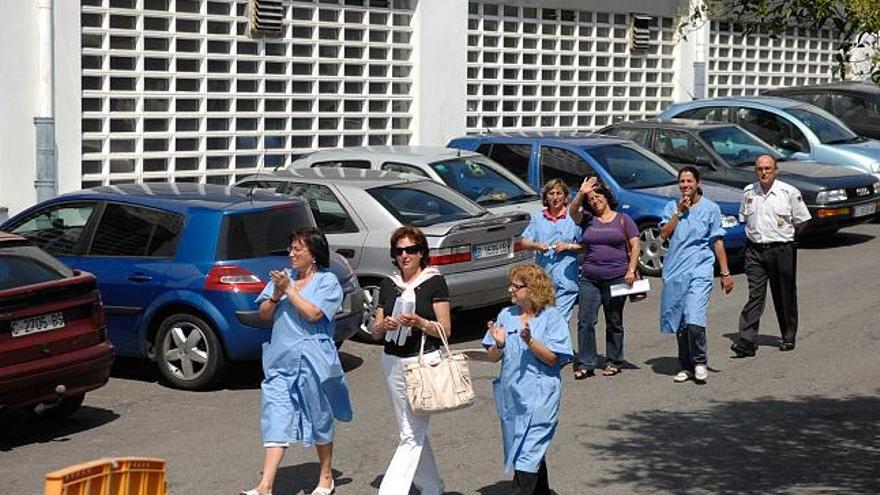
[541, 179, 570, 207]
[509, 263, 555, 312]
[389, 225, 430, 269]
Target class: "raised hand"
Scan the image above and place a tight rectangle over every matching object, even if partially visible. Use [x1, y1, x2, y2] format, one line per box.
[488, 320, 506, 348]
[580, 176, 598, 195]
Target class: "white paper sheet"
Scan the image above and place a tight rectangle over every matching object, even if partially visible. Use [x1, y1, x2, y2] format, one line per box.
[385, 297, 415, 346]
[609, 279, 651, 298]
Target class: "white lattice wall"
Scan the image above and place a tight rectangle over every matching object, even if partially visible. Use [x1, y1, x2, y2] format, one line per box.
[707, 21, 838, 98]
[464, 2, 678, 133]
[79, 0, 415, 187]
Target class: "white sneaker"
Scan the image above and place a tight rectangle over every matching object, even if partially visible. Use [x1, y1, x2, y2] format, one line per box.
[694, 364, 708, 382]
[673, 370, 692, 383]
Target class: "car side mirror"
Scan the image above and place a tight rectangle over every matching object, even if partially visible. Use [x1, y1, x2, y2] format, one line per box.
[694, 155, 714, 167]
[778, 138, 805, 153]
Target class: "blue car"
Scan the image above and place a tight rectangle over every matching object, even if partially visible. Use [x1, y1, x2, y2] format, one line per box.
[1, 184, 362, 390]
[659, 96, 880, 180]
[448, 133, 747, 276]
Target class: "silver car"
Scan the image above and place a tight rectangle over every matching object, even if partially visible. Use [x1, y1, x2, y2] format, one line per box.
[236, 168, 531, 337]
[289, 146, 544, 216]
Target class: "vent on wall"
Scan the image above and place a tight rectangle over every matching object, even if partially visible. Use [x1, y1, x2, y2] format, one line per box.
[630, 14, 652, 53]
[248, 0, 284, 37]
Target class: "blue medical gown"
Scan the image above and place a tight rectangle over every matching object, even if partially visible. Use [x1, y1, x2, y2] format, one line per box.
[659, 198, 726, 334]
[522, 211, 582, 320]
[482, 305, 574, 473]
[255, 270, 353, 446]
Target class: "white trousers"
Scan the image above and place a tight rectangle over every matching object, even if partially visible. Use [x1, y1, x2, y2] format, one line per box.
[379, 351, 444, 495]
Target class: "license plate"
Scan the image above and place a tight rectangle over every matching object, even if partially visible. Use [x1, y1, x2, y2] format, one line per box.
[854, 203, 876, 218]
[474, 240, 510, 259]
[11, 312, 65, 338]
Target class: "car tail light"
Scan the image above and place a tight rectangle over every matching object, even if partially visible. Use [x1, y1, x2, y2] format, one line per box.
[429, 245, 472, 265]
[205, 265, 266, 293]
[90, 292, 107, 340]
[513, 236, 525, 253]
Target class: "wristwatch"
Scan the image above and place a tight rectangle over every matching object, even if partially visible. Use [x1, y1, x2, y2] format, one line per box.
[269, 296, 281, 303]
[675, 211, 684, 219]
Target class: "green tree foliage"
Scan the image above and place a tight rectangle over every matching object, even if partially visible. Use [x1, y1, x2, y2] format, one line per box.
[681, 0, 880, 83]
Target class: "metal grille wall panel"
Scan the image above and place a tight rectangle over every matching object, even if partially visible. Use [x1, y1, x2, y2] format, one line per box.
[80, 0, 415, 187]
[707, 21, 837, 98]
[465, 2, 678, 133]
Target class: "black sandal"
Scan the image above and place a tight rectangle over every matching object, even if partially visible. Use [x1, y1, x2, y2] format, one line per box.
[574, 369, 594, 380]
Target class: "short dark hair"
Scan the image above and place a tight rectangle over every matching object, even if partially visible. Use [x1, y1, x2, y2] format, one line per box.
[587, 183, 618, 213]
[289, 227, 330, 269]
[390, 225, 430, 269]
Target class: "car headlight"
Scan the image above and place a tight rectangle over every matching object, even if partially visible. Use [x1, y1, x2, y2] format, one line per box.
[721, 215, 738, 229]
[816, 189, 847, 204]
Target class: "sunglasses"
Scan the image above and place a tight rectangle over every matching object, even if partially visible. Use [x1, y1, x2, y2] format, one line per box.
[391, 245, 421, 256]
[509, 282, 527, 290]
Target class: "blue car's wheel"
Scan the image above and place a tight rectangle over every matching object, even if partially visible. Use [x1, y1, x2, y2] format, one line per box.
[638, 223, 667, 277]
[156, 313, 225, 390]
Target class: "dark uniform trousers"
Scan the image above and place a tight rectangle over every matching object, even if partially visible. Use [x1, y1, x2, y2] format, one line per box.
[738, 241, 799, 345]
[512, 459, 550, 495]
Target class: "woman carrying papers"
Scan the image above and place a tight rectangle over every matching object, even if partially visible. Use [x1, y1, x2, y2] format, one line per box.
[659, 166, 734, 384]
[370, 225, 451, 495]
[568, 176, 640, 379]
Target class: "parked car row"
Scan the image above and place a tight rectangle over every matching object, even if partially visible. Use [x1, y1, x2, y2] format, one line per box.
[1, 184, 363, 391]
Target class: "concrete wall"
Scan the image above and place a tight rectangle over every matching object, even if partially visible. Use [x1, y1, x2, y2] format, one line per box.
[411, 0, 469, 146]
[0, 0, 80, 218]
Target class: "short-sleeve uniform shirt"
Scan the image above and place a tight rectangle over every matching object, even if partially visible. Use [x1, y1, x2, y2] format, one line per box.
[740, 180, 811, 243]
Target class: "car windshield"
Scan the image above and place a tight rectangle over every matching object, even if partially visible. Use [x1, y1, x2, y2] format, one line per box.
[367, 181, 486, 227]
[698, 126, 780, 167]
[0, 244, 73, 291]
[429, 156, 538, 206]
[216, 206, 312, 260]
[585, 144, 678, 188]
[787, 107, 859, 144]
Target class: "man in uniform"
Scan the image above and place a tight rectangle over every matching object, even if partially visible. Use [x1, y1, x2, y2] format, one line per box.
[731, 154, 811, 357]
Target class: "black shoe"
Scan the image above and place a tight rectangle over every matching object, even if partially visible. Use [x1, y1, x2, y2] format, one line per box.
[779, 341, 796, 352]
[730, 341, 756, 358]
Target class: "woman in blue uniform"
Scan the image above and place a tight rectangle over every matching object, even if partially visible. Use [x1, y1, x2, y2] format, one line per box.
[520, 179, 583, 322]
[483, 263, 574, 495]
[241, 227, 352, 495]
[659, 167, 735, 384]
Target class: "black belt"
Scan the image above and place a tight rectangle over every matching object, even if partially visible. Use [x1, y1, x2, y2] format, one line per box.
[747, 240, 794, 250]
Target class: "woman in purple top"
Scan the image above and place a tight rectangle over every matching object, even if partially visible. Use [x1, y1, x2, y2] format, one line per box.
[568, 176, 640, 379]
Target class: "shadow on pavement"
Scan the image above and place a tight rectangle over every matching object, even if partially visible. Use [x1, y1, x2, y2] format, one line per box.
[722, 332, 780, 349]
[584, 393, 880, 494]
[798, 231, 875, 249]
[0, 405, 120, 451]
[274, 464, 350, 495]
[644, 356, 680, 376]
[110, 356, 160, 383]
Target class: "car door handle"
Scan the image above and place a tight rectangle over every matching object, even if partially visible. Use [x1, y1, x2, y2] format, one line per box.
[336, 248, 355, 258]
[128, 274, 152, 282]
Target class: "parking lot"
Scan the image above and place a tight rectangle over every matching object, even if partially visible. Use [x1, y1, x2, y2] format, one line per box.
[2, 222, 880, 495]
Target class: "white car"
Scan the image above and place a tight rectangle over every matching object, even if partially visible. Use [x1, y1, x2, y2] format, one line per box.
[290, 146, 543, 216]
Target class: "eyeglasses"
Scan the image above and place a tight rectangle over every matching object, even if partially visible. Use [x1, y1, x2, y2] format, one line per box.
[289, 244, 308, 256]
[509, 282, 527, 291]
[391, 245, 421, 256]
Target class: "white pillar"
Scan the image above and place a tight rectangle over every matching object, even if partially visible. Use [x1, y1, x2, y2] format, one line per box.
[410, 0, 468, 146]
[34, 0, 57, 201]
[672, 0, 710, 103]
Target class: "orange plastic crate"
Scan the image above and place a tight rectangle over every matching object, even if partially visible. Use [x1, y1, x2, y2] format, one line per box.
[44, 457, 166, 495]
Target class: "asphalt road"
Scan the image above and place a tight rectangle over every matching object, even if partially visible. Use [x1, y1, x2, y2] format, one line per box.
[3, 222, 880, 495]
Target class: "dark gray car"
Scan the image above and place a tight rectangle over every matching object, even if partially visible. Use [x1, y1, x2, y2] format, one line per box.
[599, 119, 880, 235]
[764, 82, 880, 140]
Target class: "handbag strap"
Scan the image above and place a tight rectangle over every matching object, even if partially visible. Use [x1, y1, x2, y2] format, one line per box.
[616, 213, 637, 270]
[418, 320, 452, 364]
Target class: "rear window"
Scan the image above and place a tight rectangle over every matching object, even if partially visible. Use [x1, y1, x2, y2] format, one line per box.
[216, 206, 312, 260]
[0, 244, 74, 290]
[430, 156, 537, 207]
[367, 181, 485, 227]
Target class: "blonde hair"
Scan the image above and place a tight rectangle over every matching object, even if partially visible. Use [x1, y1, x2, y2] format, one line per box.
[541, 179, 570, 207]
[509, 263, 555, 312]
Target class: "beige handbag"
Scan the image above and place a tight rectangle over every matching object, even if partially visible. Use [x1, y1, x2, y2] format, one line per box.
[404, 322, 475, 415]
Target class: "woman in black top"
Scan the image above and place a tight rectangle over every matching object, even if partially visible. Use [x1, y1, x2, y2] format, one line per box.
[371, 225, 451, 495]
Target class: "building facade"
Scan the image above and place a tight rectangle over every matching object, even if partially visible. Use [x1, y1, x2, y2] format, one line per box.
[0, 0, 839, 217]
